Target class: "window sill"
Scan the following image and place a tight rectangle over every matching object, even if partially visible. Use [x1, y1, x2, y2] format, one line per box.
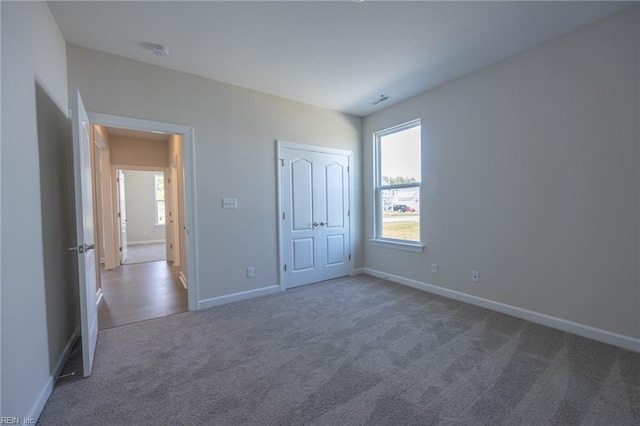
[370, 239, 424, 253]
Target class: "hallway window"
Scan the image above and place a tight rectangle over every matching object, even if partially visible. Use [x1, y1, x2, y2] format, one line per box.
[154, 173, 165, 225]
[374, 120, 421, 245]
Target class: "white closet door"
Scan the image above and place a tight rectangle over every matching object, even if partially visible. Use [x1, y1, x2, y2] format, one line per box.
[281, 146, 351, 289]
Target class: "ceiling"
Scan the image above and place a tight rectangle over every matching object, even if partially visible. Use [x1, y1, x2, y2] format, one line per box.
[49, 1, 633, 117]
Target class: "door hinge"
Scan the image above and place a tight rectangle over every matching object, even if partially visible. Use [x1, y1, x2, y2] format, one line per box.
[170, 243, 173, 249]
[168, 178, 171, 184]
[284, 264, 287, 272]
[118, 212, 121, 218]
[347, 210, 350, 217]
[282, 212, 286, 220]
[349, 254, 351, 261]
[119, 247, 122, 252]
[347, 166, 350, 173]
[116, 178, 120, 183]
[280, 159, 284, 167]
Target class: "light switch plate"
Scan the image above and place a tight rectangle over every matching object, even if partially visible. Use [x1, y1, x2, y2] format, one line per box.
[222, 198, 238, 209]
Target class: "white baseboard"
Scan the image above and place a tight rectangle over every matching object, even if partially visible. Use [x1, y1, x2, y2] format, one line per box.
[179, 272, 187, 290]
[363, 268, 640, 353]
[198, 285, 280, 310]
[127, 239, 165, 246]
[351, 268, 365, 275]
[29, 327, 80, 422]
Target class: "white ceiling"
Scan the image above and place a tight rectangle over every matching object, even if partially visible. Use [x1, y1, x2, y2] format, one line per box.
[49, 1, 633, 117]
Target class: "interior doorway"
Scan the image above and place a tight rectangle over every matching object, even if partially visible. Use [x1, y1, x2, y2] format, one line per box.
[116, 169, 168, 265]
[91, 123, 189, 329]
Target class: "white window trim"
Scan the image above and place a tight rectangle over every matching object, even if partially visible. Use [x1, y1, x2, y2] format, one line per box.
[373, 119, 424, 251]
[370, 238, 424, 253]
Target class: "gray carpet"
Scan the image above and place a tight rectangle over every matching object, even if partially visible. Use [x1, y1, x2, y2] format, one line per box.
[39, 274, 639, 425]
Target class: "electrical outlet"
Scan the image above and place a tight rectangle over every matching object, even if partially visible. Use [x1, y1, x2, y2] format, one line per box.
[247, 267, 255, 278]
[431, 263, 438, 274]
[222, 198, 238, 209]
[472, 271, 479, 282]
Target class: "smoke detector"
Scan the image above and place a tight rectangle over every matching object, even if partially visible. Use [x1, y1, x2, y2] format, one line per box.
[151, 44, 169, 57]
[371, 95, 390, 106]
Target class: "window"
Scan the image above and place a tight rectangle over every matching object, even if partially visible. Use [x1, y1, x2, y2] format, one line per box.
[154, 173, 165, 226]
[374, 120, 422, 249]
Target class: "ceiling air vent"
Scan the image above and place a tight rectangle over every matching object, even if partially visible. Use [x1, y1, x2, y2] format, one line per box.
[371, 95, 390, 106]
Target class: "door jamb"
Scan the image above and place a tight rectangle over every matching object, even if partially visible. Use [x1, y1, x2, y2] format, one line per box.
[88, 112, 199, 311]
[276, 140, 354, 292]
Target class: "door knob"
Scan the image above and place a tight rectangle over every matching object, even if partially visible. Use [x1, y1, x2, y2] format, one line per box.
[313, 222, 319, 227]
[68, 245, 85, 254]
[320, 221, 327, 226]
[68, 243, 94, 253]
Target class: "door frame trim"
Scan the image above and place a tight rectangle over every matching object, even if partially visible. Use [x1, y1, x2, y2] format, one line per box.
[111, 166, 171, 266]
[276, 140, 354, 291]
[88, 112, 200, 312]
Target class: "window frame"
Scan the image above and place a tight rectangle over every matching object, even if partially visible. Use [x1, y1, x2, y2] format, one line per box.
[154, 172, 166, 227]
[372, 119, 424, 252]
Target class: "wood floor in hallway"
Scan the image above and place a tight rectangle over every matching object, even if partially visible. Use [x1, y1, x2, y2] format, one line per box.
[98, 261, 187, 330]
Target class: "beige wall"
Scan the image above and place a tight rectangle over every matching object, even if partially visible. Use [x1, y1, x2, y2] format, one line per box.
[93, 125, 118, 269]
[67, 45, 362, 301]
[168, 135, 187, 279]
[110, 136, 169, 168]
[363, 9, 640, 339]
[1, 1, 77, 418]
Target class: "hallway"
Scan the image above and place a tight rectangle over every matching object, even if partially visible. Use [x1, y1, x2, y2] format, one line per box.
[98, 261, 187, 329]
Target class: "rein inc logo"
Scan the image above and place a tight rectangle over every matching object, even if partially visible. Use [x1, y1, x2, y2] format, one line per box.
[1, 418, 35, 425]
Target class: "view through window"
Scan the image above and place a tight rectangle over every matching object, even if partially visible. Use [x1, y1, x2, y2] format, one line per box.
[375, 121, 421, 243]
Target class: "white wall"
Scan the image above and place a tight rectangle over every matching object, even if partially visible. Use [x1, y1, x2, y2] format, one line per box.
[122, 170, 166, 244]
[66, 45, 362, 302]
[363, 9, 640, 341]
[1, 2, 4, 416]
[1, 2, 77, 419]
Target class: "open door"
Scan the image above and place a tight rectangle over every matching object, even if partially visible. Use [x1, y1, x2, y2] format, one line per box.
[117, 170, 128, 264]
[70, 89, 99, 377]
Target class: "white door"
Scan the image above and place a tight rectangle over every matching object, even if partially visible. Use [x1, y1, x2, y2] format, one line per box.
[280, 145, 351, 289]
[117, 170, 128, 264]
[70, 89, 99, 377]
